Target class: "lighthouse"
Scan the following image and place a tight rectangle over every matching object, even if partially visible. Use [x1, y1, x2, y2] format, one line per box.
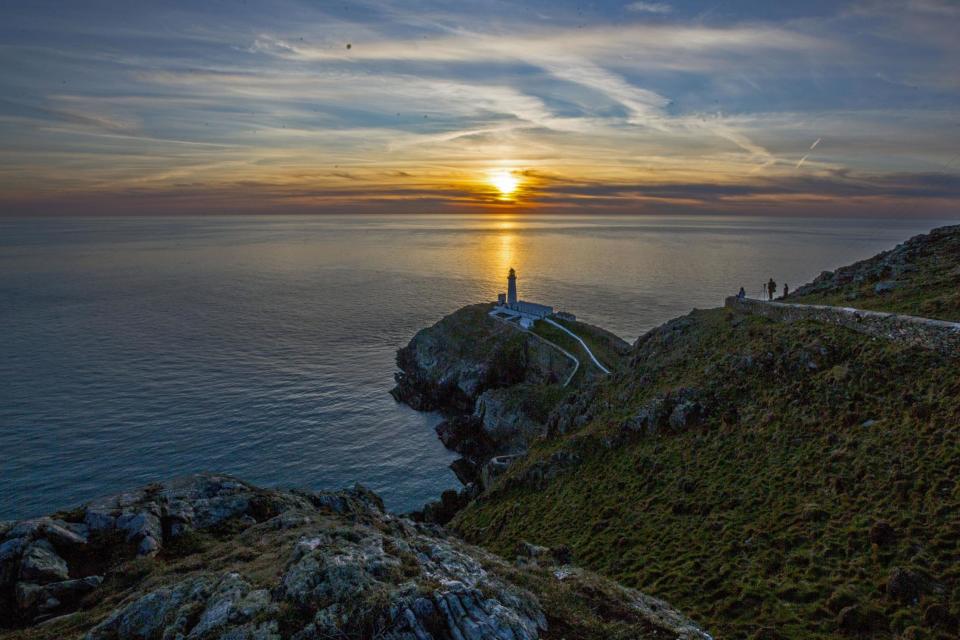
[493, 268, 555, 328]
[507, 268, 518, 305]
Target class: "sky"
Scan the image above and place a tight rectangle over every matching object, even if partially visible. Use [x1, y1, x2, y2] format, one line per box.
[0, 0, 958, 216]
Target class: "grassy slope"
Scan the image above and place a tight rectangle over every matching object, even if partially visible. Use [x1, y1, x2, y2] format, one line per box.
[550, 317, 632, 372]
[454, 305, 960, 639]
[791, 224, 960, 322]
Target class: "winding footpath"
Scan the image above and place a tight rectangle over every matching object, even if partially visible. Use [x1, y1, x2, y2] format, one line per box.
[488, 311, 581, 386]
[544, 317, 612, 374]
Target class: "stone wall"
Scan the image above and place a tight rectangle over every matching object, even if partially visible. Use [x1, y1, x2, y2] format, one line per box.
[725, 297, 960, 356]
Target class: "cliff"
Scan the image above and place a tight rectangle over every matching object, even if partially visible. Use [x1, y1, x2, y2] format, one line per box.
[791, 223, 960, 321]
[452, 225, 960, 638]
[0, 474, 709, 640]
[390, 303, 573, 414]
[391, 304, 579, 520]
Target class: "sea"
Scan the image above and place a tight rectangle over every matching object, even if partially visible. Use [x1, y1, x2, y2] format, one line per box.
[1, 214, 954, 520]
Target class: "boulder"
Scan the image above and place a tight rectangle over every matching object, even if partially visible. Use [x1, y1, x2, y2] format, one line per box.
[116, 511, 162, 557]
[187, 573, 271, 639]
[16, 575, 102, 615]
[0, 537, 28, 587]
[86, 576, 214, 640]
[19, 540, 69, 584]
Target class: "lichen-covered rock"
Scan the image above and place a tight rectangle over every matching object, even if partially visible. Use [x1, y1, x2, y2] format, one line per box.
[19, 540, 69, 584]
[86, 576, 214, 640]
[0, 474, 708, 640]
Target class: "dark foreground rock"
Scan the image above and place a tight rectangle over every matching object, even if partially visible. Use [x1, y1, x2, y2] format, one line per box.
[0, 474, 709, 640]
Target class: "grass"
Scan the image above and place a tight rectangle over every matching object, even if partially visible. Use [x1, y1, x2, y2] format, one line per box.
[454, 307, 960, 639]
[792, 224, 960, 323]
[549, 316, 631, 372]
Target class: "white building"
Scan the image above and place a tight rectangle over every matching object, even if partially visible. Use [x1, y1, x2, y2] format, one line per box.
[493, 268, 554, 328]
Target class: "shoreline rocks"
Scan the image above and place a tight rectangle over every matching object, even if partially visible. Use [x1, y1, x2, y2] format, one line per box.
[0, 474, 710, 640]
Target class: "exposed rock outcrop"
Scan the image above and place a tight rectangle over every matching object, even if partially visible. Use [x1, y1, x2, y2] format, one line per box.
[391, 304, 570, 414]
[0, 474, 709, 640]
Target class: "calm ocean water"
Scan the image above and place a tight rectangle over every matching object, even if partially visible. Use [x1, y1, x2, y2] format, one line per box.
[0, 214, 954, 519]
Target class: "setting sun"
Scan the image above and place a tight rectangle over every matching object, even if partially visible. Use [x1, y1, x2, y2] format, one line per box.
[489, 170, 519, 199]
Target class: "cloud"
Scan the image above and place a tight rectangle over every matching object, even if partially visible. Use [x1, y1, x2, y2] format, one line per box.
[0, 1, 957, 217]
[626, 2, 672, 14]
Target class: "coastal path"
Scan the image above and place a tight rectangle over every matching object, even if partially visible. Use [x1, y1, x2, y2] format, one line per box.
[488, 310, 581, 387]
[543, 317, 612, 374]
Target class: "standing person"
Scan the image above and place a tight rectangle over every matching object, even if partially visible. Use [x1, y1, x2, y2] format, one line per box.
[783, 283, 789, 298]
[767, 278, 777, 301]
[737, 286, 746, 300]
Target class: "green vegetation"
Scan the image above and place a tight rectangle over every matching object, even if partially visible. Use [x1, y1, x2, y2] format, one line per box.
[792, 224, 960, 322]
[455, 305, 960, 639]
[531, 317, 625, 384]
[550, 317, 631, 372]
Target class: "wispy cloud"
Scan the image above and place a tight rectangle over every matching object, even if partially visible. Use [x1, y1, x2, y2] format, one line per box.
[0, 0, 957, 216]
[626, 2, 672, 14]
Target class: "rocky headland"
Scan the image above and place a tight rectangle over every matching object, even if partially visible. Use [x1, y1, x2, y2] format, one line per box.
[0, 474, 709, 640]
[390, 303, 629, 522]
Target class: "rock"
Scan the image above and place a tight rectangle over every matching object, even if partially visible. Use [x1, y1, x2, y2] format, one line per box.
[868, 521, 896, 546]
[187, 573, 269, 639]
[116, 511, 162, 556]
[480, 454, 522, 490]
[86, 576, 214, 640]
[16, 576, 102, 615]
[435, 416, 494, 461]
[449, 458, 479, 486]
[137, 536, 160, 557]
[669, 400, 704, 430]
[473, 387, 543, 454]
[392, 304, 575, 460]
[4, 474, 710, 640]
[514, 541, 571, 566]
[84, 508, 117, 533]
[45, 521, 89, 547]
[5, 518, 88, 548]
[19, 540, 69, 584]
[0, 537, 28, 587]
[874, 281, 896, 295]
[622, 397, 669, 434]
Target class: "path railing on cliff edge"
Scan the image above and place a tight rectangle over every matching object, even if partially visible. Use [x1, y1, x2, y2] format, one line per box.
[725, 297, 960, 356]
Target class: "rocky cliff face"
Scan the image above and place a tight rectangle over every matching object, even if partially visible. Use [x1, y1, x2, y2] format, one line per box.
[391, 304, 576, 522]
[391, 304, 571, 414]
[0, 474, 708, 640]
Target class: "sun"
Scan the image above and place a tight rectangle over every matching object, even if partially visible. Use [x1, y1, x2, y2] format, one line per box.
[489, 170, 519, 199]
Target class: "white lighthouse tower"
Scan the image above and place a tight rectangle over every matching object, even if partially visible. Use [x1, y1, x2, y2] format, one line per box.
[492, 268, 554, 329]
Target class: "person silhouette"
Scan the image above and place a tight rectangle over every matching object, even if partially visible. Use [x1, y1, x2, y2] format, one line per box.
[783, 283, 789, 298]
[737, 286, 746, 300]
[767, 278, 777, 301]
